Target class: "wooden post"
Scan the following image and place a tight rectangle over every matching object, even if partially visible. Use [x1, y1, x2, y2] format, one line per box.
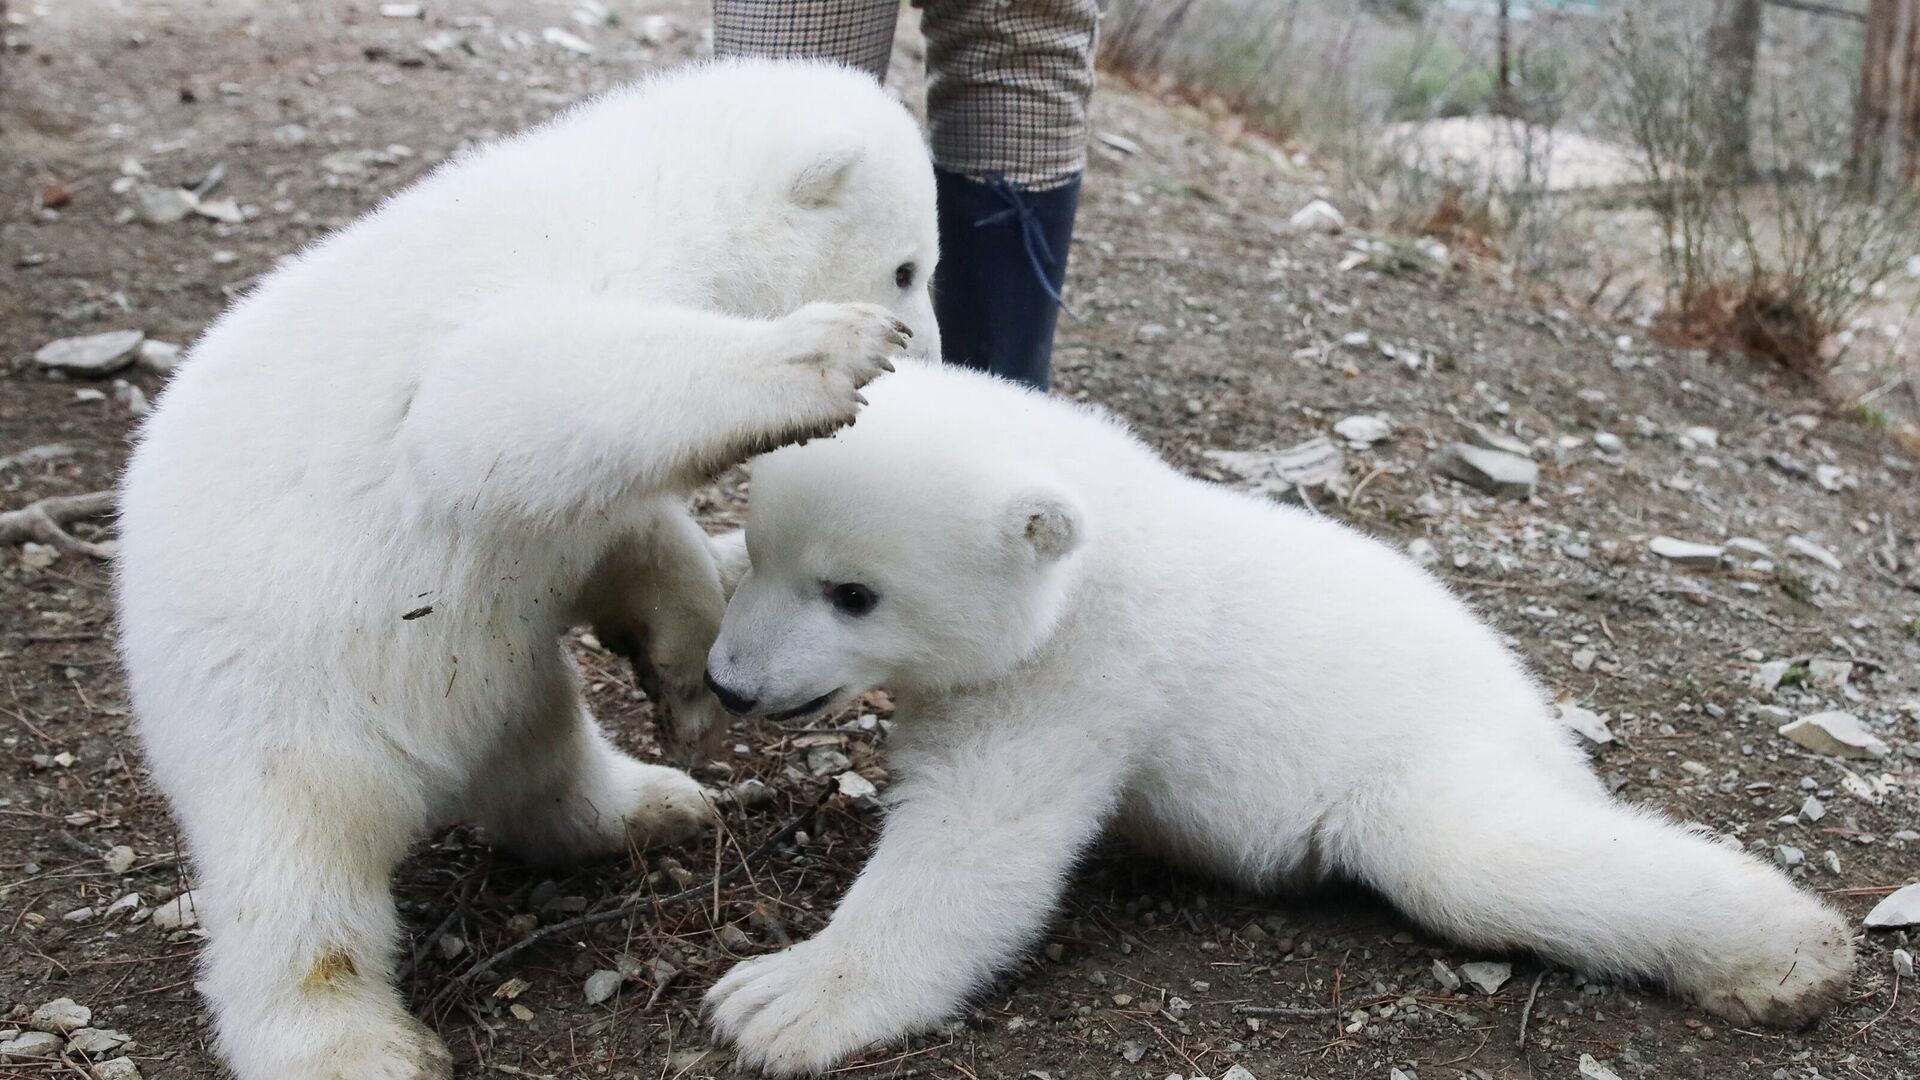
[1853, 0, 1900, 191]
[1708, 0, 1763, 179]
[1903, 0, 1920, 187]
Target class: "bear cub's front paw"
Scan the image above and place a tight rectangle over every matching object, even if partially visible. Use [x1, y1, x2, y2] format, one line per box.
[706, 938, 930, 1077]
[776, 301, 910, 433]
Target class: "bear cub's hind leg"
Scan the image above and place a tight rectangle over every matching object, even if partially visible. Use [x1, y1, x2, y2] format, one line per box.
[465, 682, 714, 866]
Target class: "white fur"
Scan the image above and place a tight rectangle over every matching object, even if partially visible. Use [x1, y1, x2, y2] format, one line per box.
[116, 59, 938, 1080]
[705, 360, 1856, 1075]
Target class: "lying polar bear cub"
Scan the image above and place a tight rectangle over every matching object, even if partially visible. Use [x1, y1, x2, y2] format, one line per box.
[118, 60, 933, 1080]
[703, 360, 1854, 1075]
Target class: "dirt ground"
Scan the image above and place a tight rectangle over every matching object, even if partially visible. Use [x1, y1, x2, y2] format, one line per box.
[2, 2, 1917, 1079]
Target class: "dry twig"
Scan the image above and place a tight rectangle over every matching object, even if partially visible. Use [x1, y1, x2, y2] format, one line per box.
[0, 490, 115, 559]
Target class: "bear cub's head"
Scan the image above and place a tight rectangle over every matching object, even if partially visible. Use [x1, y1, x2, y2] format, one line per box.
[705, 366, 1087, 720]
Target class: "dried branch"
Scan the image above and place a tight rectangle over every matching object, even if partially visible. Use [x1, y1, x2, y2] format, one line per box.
[0, 490, 116, 559]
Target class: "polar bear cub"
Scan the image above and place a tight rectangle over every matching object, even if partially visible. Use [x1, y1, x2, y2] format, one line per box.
[116, 60, 935, 1080]
[703, 360, 1855, 1075]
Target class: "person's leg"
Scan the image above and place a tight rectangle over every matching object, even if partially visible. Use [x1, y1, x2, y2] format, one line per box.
[712, 0, 901, 82]
[922, 0, 1100, 390]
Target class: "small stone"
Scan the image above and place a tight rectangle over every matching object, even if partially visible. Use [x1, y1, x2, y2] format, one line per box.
[104, 845, 136, 874]
[1288, 198, 1345, 233]
[635, 14, 679, 45]
[833, 770, 877, 800]
[1785, 536, 1843, 572]
[1136, 322, 1169, 343]
[63, 906, 95, 923]
[1431, 959, 1461, 991]
[1434, 443, 1537, 498]
[1806, 659, 1852, 692]
[1391, 1071, 1415, 1080]
[34, 330, 144, 376]
[193, 197, 244, 224]
[1578, 1055, 1624, 1080]
[1893, 949, 1914, 978]
[151, 890, 200, 931]
[66, 1027, 129, 1056]
[1751, 660, 1792, 693]
[1725, 537, 1772, 562]
[91, 1059, 143, 1080]
[436, 934, 466, 960]
[730, 777, 775, 809]
[1220, 1066, 1258, 1080]
[1459, 960, 1511, 994]
[1677, 425, 1719, 450]
[1332, 414, 1391, 446]
[20, 543, 58, 570]
[135, 184, 198, 224]
[1407, 538, 1440, 567]
[379, 2, 423, 15]
[113, 379, 151, 417]
[1778, 712, 1889, 759]
[1823, 850, 1843, 875]
[806, 746, 852, 777]
[1649, 536, 1724, 568]
[1865, 882, 1920, 928]
[1555, 699, 1613, 744]
[105, 892, 142, 917]
[583, 968, 624, 1005]
[542, 26, 595, 53]
[1119, 1039, 1148, 1063]
[1776, 844, 1804, 867]
[0, 1031, 63, 1061]
[1593, 431, 1625, 454]
[1800, 795, 1826, 822]
[30, 998, 90, 1034]
[717, 925, 752, 951]
[1570, 649, 1596, 673]
[1465, 423, 1532, 458]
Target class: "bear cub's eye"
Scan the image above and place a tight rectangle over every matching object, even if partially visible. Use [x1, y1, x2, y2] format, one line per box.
[827, 582, 879, 617]
[894, 262, 916, 290]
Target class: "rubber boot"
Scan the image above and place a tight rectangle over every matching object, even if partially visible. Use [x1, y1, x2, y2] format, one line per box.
[932, 168, 1080, 391]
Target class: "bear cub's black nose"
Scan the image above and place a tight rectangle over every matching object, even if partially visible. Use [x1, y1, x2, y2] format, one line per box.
[704, 669, 758, 716]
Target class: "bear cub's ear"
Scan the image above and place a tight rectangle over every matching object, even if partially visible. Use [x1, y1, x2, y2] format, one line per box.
[789, 144, 864, 208]
[1008, 490, 1083, 562]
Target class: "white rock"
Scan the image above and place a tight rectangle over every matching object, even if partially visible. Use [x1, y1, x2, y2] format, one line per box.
[1431, 958, 1461, 991]
[1406, 538, 1439, 567]
[1592, 431, 1624, 454]
[542, 26, 594, 53]
[135, 184, 198, 224]
[583, 968, 624, 1005]
[20, 543, 57, 570]
[34, 330, 144, 376]
[379, 2, 423, 15]
[193, 197, 244, 224]
[0, 1031, 62, 1060]
[1750, 660, 1791, 693]
[1800, 795, 1825, 822]
[1785, 535, 1843, 572]
[1555, 699, 1612, 744]
[1776, 844, 1804, 867]
[66, 1027, 129, 1055]
[30, 998, 90, 1034]
[1458, 960, 1510, 994]
[113, 379, 151, 417]
[806, 746, 852, 777]
[63, 905, 95, 923]
[151, 890, 200, 931]
[1806, 659, 1852, 691]
[91, 1058, 143, 1080]
[1814, 464, 1847, 492]
[1677, 425, 1719, 449]
[1434, 443, 1537, 498]
[1390, 1071, 1415, 1080]
[1778, 712, 1889, 759]
[1465, 423, 1532, 458]
[635, 14, 678, 45]
[105, 892, 142, 917]
[1649, 536, 1723, 568]
[1578, 1055, 1623, 1080]
[1332, 414, 1391, 446]
[833, 770, 877, 799]
[1219, 1066, 1257, 1080]
[1894, 948, 1914, 978]
[1865, 882, 1920, 928]
[104, 845, 136, 874]
[1724, 537, 1772, 562]
[1287, 198, 1345, 234]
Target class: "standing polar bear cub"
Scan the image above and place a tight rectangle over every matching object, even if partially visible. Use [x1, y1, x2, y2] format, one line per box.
[704, 360, 1855, 1075]
[117, 60, 935, 1080]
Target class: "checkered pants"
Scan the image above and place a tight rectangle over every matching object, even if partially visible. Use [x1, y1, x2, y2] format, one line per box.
[712, 0, 1100, 189]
